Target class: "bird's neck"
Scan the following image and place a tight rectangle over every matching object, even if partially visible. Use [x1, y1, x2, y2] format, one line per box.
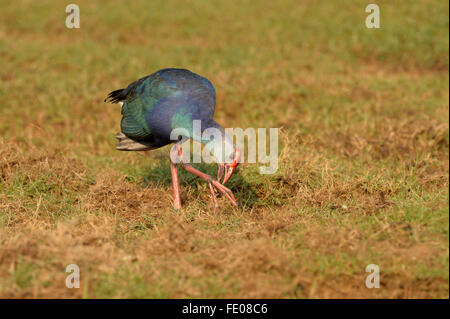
[195, 120, 235, 164]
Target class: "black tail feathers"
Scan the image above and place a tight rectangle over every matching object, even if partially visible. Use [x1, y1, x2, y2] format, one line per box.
[104, 89, 126, 103]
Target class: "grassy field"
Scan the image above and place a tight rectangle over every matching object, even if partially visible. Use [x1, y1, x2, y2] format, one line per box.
[0, 0, 448, 298]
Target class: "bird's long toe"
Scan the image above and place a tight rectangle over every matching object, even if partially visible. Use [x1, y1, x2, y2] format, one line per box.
[211, 180, 238, 208]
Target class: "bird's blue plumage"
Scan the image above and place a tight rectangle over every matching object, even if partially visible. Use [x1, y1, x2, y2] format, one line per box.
[106, 68, 219, 149]
[106, 69, 240, 209]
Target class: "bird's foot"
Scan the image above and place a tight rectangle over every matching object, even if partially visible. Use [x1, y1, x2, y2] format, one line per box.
[182, 163, 238, 208]
[171, 144, 238, 209]
[208, 177, 238, 208]
[208, 182, 218, 208]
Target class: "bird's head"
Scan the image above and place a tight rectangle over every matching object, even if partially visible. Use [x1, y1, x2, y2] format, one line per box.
[218, 147, 241, 184]
[201, 121, 241, 185]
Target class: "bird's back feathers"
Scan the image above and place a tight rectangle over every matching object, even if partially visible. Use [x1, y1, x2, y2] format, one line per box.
[106, 68, 218, 151]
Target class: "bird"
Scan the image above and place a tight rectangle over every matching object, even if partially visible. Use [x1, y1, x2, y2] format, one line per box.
[105, 68, 241, 209]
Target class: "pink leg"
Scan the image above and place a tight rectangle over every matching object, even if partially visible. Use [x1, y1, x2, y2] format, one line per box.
[170, 160, 182, 209]
[170, 143, 238, 209]
[181, 163, 238, 208]
[208, 182, 218, 208]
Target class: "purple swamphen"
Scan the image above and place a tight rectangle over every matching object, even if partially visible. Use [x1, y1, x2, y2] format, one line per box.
[105, 68, 241, 209]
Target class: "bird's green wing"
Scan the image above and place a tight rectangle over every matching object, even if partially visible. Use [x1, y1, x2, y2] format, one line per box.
[121, 92, 152, 140]
[119, 75, 171, 140]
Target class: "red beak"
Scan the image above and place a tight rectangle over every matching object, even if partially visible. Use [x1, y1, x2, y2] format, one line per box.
[222, 166, 234, 185]
[217, 148, 240, 185]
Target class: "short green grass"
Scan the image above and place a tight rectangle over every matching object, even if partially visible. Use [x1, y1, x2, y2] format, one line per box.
[0, 0, 448, 298]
